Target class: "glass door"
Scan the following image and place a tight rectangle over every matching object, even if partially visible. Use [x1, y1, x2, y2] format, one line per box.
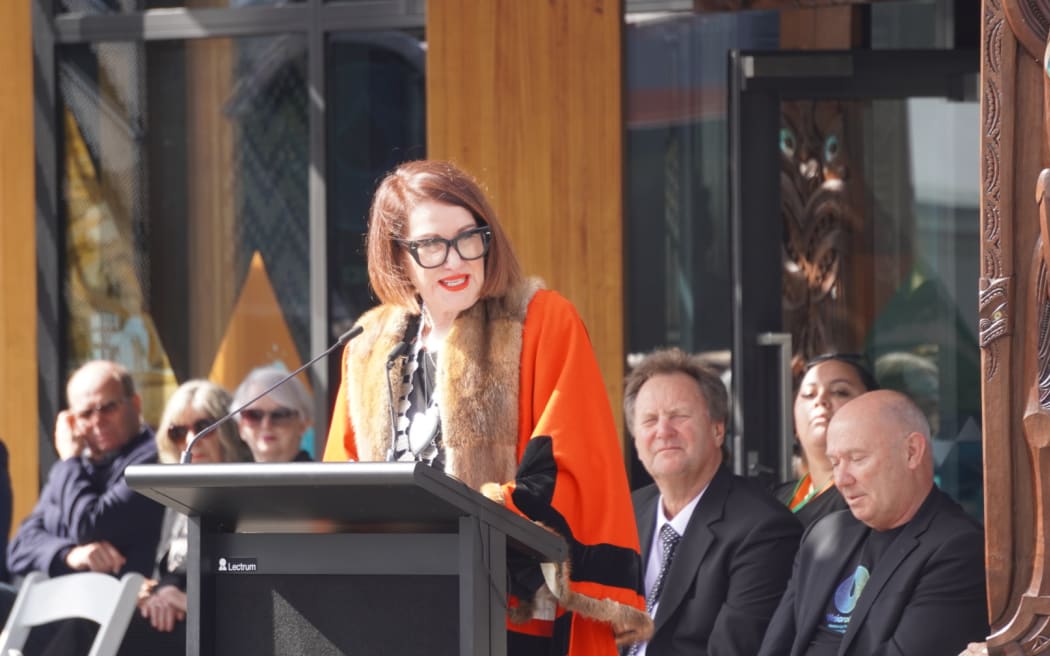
[728, 49, 982, 517]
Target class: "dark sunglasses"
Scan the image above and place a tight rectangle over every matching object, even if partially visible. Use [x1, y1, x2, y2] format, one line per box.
[240, 407, 298, 425]
[73, 397, 126, 423]
[168, 419, 213, 442]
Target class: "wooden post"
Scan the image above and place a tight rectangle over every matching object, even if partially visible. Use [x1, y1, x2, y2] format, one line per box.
[427, 0, 627, 442]
[0, 0, 40, 533]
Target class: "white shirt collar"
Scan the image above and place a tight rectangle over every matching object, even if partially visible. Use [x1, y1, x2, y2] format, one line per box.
[657, 482, 708, 537]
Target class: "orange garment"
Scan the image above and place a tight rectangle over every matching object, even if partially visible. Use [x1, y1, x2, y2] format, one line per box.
[325, 288, 647, 654]
[787, 473, 834, 512]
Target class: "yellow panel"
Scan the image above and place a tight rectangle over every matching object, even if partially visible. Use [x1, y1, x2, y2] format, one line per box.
[209, 251, 310, 393]
[0, 0, 39, 533]
[427, 0, 626, 446]
[63, 108, 179, 427]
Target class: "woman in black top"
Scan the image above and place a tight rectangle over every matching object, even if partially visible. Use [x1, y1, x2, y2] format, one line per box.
[776, 354, 878, 527]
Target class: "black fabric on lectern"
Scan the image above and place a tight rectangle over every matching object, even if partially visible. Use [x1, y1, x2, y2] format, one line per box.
[215, 575, 456, 656]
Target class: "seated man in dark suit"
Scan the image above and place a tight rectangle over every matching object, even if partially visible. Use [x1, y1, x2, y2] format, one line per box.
[7, 360, 165, 652]
[9, 359, 164, 579]
[624, 348, 802, 655]
[758, 390, 988, 656]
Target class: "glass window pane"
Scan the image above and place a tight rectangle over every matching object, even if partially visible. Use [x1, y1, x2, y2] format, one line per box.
[624, 10, 778, 487]
[625, 11, 778, 357]
[777, 94, 981, 516]
[864, 96, 982, 516]
[60, 35, 309, 427]
[871, 0, 940, 49]
[326, 29, 426, 340]
[58, 0, 300, 15]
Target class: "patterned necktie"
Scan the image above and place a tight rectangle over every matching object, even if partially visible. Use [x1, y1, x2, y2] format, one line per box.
[647, 524, 681, 614]
[627, 524, 681, 656]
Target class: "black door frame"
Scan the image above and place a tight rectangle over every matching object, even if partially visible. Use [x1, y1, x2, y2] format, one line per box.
[727, 48, 978, 483]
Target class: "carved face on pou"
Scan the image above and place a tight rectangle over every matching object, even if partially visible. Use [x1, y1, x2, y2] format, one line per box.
[780, 100, 862, 372]
[780, 100, 849, 188]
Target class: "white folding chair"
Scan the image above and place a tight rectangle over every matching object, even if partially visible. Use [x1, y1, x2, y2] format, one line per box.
[0, 571, 144, 656]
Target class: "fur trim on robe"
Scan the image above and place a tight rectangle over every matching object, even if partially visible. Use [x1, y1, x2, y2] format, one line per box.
[343, 277, 539, 490]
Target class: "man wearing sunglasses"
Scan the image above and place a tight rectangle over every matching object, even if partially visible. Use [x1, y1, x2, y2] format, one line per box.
[8, 360, 164, 583]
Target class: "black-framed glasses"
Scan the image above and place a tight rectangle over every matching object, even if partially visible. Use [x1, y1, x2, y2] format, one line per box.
[168, 419, 214, 443]
[240, 407, 299, 425]
[73, 397, 126, 423]
[397, 226, 492, 269]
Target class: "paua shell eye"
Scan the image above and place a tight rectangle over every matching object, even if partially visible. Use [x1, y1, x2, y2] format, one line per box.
[780, 127, 797, 157]
[824, 134, 840, 163]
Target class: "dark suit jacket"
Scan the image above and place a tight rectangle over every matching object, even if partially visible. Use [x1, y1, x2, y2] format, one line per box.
[757, 486, 988, 656]
[632, 467, 802, 655]
[8, 428, 164, 579]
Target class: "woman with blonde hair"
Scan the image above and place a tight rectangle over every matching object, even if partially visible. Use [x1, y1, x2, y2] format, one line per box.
[118, 380, 251, 656]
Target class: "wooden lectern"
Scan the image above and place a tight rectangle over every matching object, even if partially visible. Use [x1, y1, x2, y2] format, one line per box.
[126, 461, 566, 656]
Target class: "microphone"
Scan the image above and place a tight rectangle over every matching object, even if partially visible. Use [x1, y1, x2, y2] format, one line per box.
[179, 325, 364, 464]
[384, 340, 410, 461]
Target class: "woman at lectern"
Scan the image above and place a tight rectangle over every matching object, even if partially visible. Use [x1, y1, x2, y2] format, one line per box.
[117, 380, 251, 656]
[324, 160, 651, 655]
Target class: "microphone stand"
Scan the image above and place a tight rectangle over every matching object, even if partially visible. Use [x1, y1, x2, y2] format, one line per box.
[179, 325, 364, 464]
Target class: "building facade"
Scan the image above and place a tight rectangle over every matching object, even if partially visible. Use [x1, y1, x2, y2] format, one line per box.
[8, 0, 1041, 650]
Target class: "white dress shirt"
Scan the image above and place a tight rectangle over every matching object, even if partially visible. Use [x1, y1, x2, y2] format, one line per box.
[636, 484, 708, 656]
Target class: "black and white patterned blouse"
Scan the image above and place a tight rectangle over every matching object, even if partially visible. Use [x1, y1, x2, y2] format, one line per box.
[390, 334, 445, 469]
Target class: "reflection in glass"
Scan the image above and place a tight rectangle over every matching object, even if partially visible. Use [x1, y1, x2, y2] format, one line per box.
[871, 0, 941, 49]
[58, 0, 297, 16]
[780, 99, 864, 369]
[779, 94, 982, 516]
[326, 30, 426, 341]
[60, 35, 309, 426]
[869, 96, 982, 517]
[623, 11, 778, 488]
[625, 11, 778, 356]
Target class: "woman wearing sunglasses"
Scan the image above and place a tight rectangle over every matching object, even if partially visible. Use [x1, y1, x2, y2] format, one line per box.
[775, 353, 879, 528]
[323, 160, 651, 655]
[118, 380, 251, 656]
[231, 366, 315, 462]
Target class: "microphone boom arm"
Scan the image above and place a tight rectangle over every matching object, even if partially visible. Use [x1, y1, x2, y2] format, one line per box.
[179, 325, 363, 464]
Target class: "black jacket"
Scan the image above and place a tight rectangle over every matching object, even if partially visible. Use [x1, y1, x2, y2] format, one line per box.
[758, 486, 987, 656]
[632, 467, 802, 655]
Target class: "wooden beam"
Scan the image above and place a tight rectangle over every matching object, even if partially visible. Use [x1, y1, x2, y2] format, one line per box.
[427, 0, 627, 443]
[780, 5, 865, 49]
[0, 0, 39, 536]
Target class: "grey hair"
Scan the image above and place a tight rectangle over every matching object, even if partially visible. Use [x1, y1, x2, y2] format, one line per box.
[231, 366, 314, 419]
[624, 347, 729, 432]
